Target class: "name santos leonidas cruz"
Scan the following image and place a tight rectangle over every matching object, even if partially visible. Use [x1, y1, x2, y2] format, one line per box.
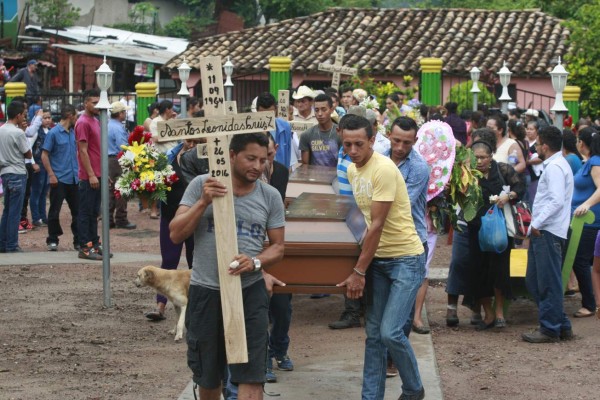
[158, 114, 275, 139]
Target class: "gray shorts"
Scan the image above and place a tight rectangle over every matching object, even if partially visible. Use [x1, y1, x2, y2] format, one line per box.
[185, 280, 269, 389]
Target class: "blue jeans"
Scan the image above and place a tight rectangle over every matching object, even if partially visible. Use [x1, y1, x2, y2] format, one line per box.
[77, 179, 101, 247]
[363, 253, 426, 400]
[526, 230, 571, 337]
[0, 173, 27, 251]
[268, 293, 292, 359]
[30, 167, 49, 222]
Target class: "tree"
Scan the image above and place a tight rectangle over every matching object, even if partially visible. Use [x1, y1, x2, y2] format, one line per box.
[447, 81, 497, 113]
[110, 2, 161, 35]
[564, 1, 600, 117]
[31, 0, 80, 29]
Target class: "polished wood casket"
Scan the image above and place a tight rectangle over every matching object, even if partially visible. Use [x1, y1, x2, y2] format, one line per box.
[268, 192, 366, 294]
[286, 164, 339, 200]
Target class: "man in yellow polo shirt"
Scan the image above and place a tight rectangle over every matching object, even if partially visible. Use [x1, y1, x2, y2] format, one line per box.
[337, 114, 425, 400]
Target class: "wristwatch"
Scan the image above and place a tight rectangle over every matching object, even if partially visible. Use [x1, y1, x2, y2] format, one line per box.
[252, 257, 262, 272]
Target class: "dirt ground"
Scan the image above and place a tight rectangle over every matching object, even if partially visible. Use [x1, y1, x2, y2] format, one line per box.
[2, 203, 600, 399]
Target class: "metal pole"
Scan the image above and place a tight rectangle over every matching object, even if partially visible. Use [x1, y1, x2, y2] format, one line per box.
[225, 84, 233, 102]
[180, 95, 187, 118]
[100, 108, 112, 308]
[473, 92, 478, 112]
[555, 111, 564, 130]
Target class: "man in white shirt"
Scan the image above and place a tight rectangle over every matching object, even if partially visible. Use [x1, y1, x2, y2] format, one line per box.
[523, 126, 574, 343]
[291, 85, 317, 123]
[120, 93, 136, 131]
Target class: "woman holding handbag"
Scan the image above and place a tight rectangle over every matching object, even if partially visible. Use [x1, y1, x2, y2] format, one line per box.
[469, 130, 525, 330]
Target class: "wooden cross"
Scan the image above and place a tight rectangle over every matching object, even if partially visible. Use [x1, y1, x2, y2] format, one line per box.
[156, 56, 275, 364]
[318, 46, 358, 90]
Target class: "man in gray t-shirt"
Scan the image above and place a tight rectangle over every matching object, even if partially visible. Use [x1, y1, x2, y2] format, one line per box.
[299, 93, 341, 167]
[0, 101, 33, 253]
[170, 133, 285, 400]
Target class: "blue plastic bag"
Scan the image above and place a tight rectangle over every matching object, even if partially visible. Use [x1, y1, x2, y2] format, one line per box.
[478, 204, 508, 253]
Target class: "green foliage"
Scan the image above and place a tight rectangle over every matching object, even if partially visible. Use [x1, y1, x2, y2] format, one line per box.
[109, 2, 161, 35]
[447, 81, 497, 113]
[259, 0, 376, 22]
[31, 0, 80, 29]
[163, 15, 202, 39]
[564, 1, 600, 117]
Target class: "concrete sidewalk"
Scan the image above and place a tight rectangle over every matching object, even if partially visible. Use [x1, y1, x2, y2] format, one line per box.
[177, 308, 444, 400]
[0, 251, 162, 266]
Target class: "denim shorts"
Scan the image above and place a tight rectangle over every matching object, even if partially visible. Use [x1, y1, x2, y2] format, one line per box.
[186, 280, 269, 389]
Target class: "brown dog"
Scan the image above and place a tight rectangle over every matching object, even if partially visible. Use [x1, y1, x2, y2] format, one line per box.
[134, 266, 191, 341]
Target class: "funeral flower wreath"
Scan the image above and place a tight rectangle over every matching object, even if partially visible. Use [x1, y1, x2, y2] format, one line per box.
[114, 126, 179, 203]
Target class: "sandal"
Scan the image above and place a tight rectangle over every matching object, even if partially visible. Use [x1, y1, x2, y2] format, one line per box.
[149, 213, 160, 219]
[412, 324, 431, 334]
[573, 308, 594, 318]
[144, 310, 166, 321]
[494, 318, 507, 328]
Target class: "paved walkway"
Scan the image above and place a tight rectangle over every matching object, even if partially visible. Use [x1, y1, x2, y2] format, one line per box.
[0, 251, 162, 266]
[177, 306, 445, 400]
[1, 252, 447, 399]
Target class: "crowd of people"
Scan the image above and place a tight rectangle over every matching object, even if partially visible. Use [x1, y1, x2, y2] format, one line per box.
[3, 78, 600, 400]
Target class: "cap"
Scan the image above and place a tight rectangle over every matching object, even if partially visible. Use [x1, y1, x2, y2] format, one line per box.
[524, 109, 539, 118]
[27, 59, 37, 66]
[292, 85, 316, 100]
[110, 101, 130, 113]
[347, 105, 366, 118]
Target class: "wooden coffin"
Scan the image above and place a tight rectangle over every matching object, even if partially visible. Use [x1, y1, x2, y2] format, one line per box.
[286, 164, 339, 200]
[268, 192, 366, 294]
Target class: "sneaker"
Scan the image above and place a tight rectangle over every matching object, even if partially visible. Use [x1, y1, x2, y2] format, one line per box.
[470, 313, 483, 325]
[522, 329, 559, 343]
[94, 243, 113, 258]
[399, 388, 425, 400]
[115, 222, 137, 230]
[386, 358, 398, 378]
[33, 219, 47, 227]
[266, 357, 277, 383]
[78, 242, 103, 260]
[328, 312, 361, 329]
[18, 224, 27, 234]
[20, 219, 33, 231]
[47, 242, 58, 252]
[560, 328, 574, 341]
[564, 290, 577, 298]
[446, 307, 459, 327]
[275, 355, 294, 371]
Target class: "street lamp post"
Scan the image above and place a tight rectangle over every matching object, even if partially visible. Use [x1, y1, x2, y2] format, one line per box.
[470, 66, 481, 112]
[95, 56, 114, 308]
[550, 56, 569, 130]
[223, 56, 234, 102]
[498, 61, 512, 114]
[178, 57, 191, 118]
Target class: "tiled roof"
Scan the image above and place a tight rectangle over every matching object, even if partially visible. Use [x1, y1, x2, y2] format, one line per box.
[165, 8, 570, 77]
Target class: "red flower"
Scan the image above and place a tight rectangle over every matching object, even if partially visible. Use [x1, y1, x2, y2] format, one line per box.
[117, 151, 124, 159]
[145, 181, 156, 192]
[114, 190, 121, 199]
[131, 178, 141, 190]
[128, 125, 149, 145]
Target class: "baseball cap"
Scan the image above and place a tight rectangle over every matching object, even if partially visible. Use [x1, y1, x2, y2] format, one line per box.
[27, 59, 37, 66]
[110, 101, 130, 113]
